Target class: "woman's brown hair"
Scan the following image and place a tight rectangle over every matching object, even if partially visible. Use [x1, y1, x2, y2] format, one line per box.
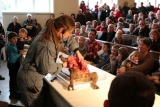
[41, 14, 75, 51]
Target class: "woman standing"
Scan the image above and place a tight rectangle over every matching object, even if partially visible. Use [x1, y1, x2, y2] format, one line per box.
[17, 15, 83, 107]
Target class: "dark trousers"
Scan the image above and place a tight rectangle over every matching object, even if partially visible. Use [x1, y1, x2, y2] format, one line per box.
[7, 61, 20, 95]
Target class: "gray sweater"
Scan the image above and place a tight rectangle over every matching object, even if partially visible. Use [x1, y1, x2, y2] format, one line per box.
[17, 31, 79, 107]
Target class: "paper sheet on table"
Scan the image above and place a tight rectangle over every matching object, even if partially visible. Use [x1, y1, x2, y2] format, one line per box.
[56, 51, 69, 64]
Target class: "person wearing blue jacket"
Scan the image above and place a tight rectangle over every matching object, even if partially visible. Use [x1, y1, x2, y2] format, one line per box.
[7, 32, 24, 99]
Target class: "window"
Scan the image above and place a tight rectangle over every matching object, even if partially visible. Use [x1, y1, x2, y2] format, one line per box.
[1, 0, 53, 13]
[135, 0, 158, 7]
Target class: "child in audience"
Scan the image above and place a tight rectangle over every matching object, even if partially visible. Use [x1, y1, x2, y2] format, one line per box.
[78, 36, 87, 58]
[101, 45, 120, 71]
[93, 43, 111, 69]
[110, 47, 128, 75]
[74, 28, 80, 36]
[7, 32, 24, 99]
[17, 28, 32, 51]
[115, 22, 125, 34]
[86, 21, 92, 32]
[126, 24, 135, 34]
[92, 20, 98, 29]
[80, 25, 88, 37]
[112, 30, 124, 44]
[123, 51, 142, 68]
[126, 10, 133, 20]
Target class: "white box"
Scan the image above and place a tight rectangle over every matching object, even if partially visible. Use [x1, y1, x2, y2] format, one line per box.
[57, 64, 110, 90]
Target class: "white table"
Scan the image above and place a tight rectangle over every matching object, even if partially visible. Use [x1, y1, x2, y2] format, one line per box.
[44, 65, 160, 107]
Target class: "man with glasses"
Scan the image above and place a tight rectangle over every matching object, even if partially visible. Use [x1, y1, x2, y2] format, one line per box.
[132, 20, 150, 37]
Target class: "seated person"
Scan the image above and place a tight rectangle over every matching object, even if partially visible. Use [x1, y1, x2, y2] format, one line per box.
[75, 22, 81, 29]
[150, 23, 160, 34]
[129, 14, 139, 27]
[86, 21, 92, 32]
[126, 24, 135, 35]
[145, 12, 156, 23]
[147, 71, 160, 91]
[118, 38, 154, 75]
[105, 18, 113, 29]
[112, 30, 124, 44]
[101, 45, 120, 71]
[109, 47, 128, 75]
[126, 10, 133, 20]
[108, 11, 116, 24]
[93, 43, 110, 68]
[78, 36, 87, 58]
[104, 71, 156, 107]
[80, 25, 88, 37]
[91, 20, 98, 29]
[149, 29, 160, 52]
[99, 24, 116, 42]
[149, 19, 158, 30]
[74, 28, 80, 36]
[132, 20, 150, 37]
[115, 22, 125, 34]
[117, 17, 129, 28]
[95, 21, 107, 32]
[85, 29, 100, 62]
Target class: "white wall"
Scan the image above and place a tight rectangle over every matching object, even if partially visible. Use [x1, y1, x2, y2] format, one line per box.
[2, 13, 51, 30]
[2, 0, 79, 31]
[54, 0, 78, 16]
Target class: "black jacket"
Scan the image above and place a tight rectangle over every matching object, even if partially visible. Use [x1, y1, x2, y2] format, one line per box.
[122, 6, 130, 17]
[76, 13, 86, 25]
[132, 26, 150, 37]
[131, 7, 139, 15]
[99, 31, 115, 42]
[150, 39, 160, 52]
[7, 22, 21, 34]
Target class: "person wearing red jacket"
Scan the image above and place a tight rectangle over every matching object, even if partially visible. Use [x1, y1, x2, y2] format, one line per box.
[114, 8, 123, 22]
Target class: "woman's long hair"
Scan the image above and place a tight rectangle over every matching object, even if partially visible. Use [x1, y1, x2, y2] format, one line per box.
[41, 15, 75, 51]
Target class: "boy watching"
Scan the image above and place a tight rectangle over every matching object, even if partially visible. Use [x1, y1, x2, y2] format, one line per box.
[7, 32, 24, 99]
[17, 28, 32, 51]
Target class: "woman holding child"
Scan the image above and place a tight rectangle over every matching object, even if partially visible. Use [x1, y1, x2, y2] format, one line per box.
[118, 38, 154, 75]
[17, 15, 83, 107]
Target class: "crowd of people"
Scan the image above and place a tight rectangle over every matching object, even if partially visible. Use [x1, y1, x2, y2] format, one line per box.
[0, 0, 160, 107]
